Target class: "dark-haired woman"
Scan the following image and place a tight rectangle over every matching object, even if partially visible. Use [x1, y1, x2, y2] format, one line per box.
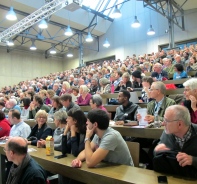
[173, 63, 188, 80]
[48, 96, 63, 119]
[62, 109, 87, 157]
[21, 97, 31, 120]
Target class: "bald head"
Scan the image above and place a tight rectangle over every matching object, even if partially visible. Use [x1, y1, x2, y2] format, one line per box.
[166, 105, 191, 126]
[7, 137, 28, 155]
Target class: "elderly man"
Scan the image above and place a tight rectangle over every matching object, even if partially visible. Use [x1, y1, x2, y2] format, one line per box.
[8, 99, 21, 113]
[163, 57, 174, 75]
[154, 105, 197, 177]
[71, 109, 133, 168]
[137, 81, 176, 123]
[89, 78, 100, 95]
[53, 83, 61, 96]
[114, 90, 139, 125]
[5, 137, 47, 184]
[151, 63, 168, 81]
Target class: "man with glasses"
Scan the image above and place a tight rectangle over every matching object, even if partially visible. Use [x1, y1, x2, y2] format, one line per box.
[137, 81, 175, 123]
[154, 105, 197, 177]
[4, 137, 47, 184]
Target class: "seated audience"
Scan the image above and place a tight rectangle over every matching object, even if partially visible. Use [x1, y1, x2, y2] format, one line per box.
[0, 110, 31, 139]
[29, 95, 50, 119]
[137, 81, 176, 123]
[114, 90, 139, 125]
[77, 85, 92, 106]
[89, 94, 107, 111]
[71, 109, 133, 168]
[21, 97, 31, 120]
[39, 90, 48, 105]
[46, 89, 55, 107]
[139, 76, 154, 103]
[37, 110, 68, 151]
[8, 99, 21, 113]
[163, 57, 174, 74]
[27, 110, 53, 146]
[59, 81, 72, 96]
[173, 63, 188, 80]
[99, 78, 111, 94]
[89, 78, 100, 95]
[154, 105, 197, 178]
[151, 63, 168, 81]
[0, 111, 10, 138]
[186, 56, 197, 72]
[131, 70, 143, 89]
[183, 78, 197, 124]
[5, 137, 47, 184]
[71, 87, 80, 103]
[60, 94, 80, 112]
[48, 96, 63, 119]
[115, 72, 132, 91]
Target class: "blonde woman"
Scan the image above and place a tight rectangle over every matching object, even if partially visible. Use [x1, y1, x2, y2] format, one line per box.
[77, 85, 92, 106]
[27, 110, 53, 146]
[39, 90, 47, 104]
[59, 81, 71, 96]
[46, 89, 55, 107]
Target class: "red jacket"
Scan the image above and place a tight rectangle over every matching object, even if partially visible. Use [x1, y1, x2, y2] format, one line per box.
[0, 118, 11, 138]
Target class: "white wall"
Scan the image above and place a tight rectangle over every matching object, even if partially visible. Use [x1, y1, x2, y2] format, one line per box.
[64, 1, 197, 70]
[0, 48, 63, 88]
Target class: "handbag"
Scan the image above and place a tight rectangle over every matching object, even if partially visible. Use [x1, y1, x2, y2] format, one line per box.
[153, 150, 197, 179]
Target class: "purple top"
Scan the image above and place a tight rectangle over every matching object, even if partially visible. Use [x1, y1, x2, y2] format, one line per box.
[77, 93, 92, 106]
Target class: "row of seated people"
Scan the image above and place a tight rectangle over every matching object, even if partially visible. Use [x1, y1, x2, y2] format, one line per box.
[1, 103, 197, 183]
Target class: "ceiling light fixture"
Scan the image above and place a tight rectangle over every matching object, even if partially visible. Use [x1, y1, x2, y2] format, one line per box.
[67, 50, 73, 57]
[7, 39, 14, 46]
[38, 19, 48, 29]
[131, 16, 140, 28]
[64, 25, 73, 36]
[30, 40, 37, 50]
[85, 32, 93, 42]
[50, 45, 56, 54]
[6, 7, 17, 21]
[103, 38, 110, 48]
[147, 25, 155, 35]
[111, 5, 122, 19]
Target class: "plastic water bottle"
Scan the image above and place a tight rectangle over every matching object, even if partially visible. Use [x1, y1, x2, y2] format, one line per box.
[154, 114, 161, 128]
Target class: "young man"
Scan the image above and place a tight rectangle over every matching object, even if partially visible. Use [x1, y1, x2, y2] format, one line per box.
[71, 109, 133, 168]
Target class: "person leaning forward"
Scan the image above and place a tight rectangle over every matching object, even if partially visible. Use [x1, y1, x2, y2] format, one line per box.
[154, 105, 197, 178]
[137, 81, 176, 124]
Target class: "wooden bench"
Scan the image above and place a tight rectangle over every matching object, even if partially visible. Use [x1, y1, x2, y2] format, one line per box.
[1, 145, 196, 184]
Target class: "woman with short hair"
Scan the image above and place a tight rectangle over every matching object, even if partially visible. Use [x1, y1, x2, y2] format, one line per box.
[77, 85, 91, 106]
[99, 78, 111, 94]
[89, 94, 107, 111]
[27, 110, 53, 146]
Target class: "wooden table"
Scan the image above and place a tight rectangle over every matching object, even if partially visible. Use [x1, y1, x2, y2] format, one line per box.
[0, 145, 196, 184]
[110, 125, 164, 139]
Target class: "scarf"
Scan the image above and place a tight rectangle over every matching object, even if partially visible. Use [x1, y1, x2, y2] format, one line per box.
[6, 153, 31, 184]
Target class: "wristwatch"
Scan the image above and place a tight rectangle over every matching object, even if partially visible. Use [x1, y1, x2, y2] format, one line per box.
[84, 137, 91, 143]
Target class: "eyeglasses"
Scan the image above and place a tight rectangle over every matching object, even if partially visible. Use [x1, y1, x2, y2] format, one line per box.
[184, 88, 191, 92]
[38, 117, 47, 119]
[3, 148, 9, 152]
[163, 119, 180, 124]
[148, 89, 159, 92]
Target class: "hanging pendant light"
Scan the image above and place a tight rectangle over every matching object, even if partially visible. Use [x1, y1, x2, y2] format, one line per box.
[30, 40, 37, 50]
[85, 32, 93, 42]
[50, 44, 56, 54]
[131, 16, 140, 28]
[147, 25, 155, 35]
[64, 25, 73, 36]
[111, 5, 122, 18]
[38, 19, 48, 29]
[103, 38, 110, 48]
[6, 7, 17, 21]
[7, 39, 14, 46]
